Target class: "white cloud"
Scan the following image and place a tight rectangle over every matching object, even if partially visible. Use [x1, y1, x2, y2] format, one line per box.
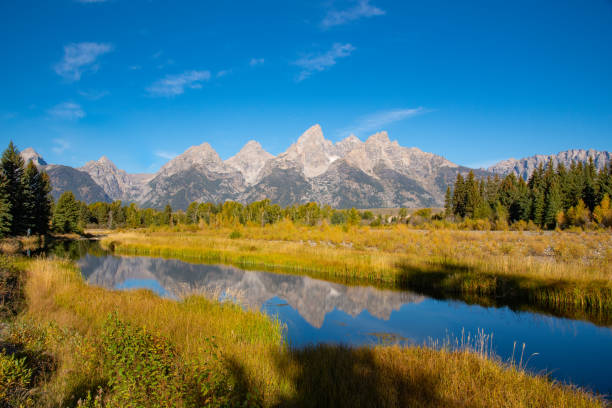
[342, 108, 428, 136]
[146, 70, 211, 97]
[48, 102, 85, 120]
[52, 139, 71, 154]
[294, 43, 355, 81]
[322, 0, 385, 28]
[54, 42, 113, 81]
[78, 89, 109, 100]
[154, 150, 178, 160]
[129, 65, 142, 70]
[249, 58, 265, 66]
[216, 69, 232, 78]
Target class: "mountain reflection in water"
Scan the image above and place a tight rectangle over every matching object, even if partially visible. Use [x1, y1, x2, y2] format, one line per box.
[76, 253, 612, 395]
[78, 254, 424, 328]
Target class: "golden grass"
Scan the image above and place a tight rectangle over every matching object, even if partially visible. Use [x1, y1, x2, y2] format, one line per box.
[100, 224, 612, 324]
[11, 257, 605, 407]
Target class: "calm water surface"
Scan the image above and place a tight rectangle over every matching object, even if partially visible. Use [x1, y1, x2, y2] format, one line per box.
[75, 252, 612, 396]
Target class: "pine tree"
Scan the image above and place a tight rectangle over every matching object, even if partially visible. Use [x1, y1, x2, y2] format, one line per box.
[532, 188, 545, 227]
[0, 172, 12, 237]
[52, 191, 82, 233]
[452, 173, 466, 217]
[21, 162, 39, 234]
[163, 204, 173, 226]
[444, 186, 452, 217]
[21, 163, 53, 235]
[544, 179, 562, 229]
[1, 142, 25, 235]
[35, 172, 53, 234]
[464, 171, 481, 218]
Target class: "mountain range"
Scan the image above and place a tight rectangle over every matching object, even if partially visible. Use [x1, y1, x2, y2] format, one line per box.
[19, 126, 610, 209]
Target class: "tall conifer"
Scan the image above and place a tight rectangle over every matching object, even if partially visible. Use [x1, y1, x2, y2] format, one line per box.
[0, 142, 25, 235]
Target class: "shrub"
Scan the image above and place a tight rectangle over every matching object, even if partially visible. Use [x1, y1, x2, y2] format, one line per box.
[229, 230, 242, 239]
[0, 351, 33, 407]
[99, 313, 236, 407]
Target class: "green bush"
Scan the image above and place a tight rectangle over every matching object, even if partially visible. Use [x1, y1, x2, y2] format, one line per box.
[99, 313, 239, 407]
[229, 230, 242, 239]
[0, 351, 33, 407]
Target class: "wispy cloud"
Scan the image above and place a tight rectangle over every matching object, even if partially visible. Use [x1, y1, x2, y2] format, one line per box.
[249, 58, 265, 66]
[54, 42, 113, 81]
[294, 43, 355, 81]
[146, 70, 211, 97]
[341, 107, 429, 136]
[322, 0, 385, 28]
[129, 65, 142, 71]
[52, 139, 71, 154]
[78, 89, 109, 100]
[216, 69, 232, 78]
[48, 102, 85, 120]
[154, 150, 178, 160]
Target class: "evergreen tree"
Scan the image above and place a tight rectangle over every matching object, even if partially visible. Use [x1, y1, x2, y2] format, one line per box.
[531, 189, 545, 227]
[52, 191, 82, 233]
[0, 172, 12, 237]
[34, 172, 53, 234]
[444, 186, 452, 217]
[163, 204, 173, 226]
[464, 171, 481, 218]
[452, 173, 466, 217]
[21, 162, 40, 234]
[1, 142, 25, 235]
[544, 179, 562, 229]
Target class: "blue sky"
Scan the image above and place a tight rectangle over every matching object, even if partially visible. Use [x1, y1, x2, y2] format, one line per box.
[0, 0, 611, 173]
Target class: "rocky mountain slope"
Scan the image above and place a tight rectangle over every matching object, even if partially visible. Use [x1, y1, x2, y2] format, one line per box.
[488, 149, 611, 179]
[20, 148, 111, 203]
[80, 156, 152, 201]
[225, 140, 274, 185]
[21, 128, 609, 209]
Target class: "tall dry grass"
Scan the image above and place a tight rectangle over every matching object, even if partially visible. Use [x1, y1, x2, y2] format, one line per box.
[7, 257, 605, 407]
[101, 224, 612, 324]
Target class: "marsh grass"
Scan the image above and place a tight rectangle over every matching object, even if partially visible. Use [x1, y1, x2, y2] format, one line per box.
[1, 257, 602, 407]
[101, 225, 612, 325]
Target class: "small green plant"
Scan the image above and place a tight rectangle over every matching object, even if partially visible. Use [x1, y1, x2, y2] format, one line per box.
[0, 351, 34, 407]
[229, 230, 242, 239]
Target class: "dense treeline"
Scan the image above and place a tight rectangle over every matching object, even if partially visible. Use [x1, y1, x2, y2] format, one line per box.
[65, 197, 390, 231]
[0, 142, 53, 237]
[445, 159, 612, 229]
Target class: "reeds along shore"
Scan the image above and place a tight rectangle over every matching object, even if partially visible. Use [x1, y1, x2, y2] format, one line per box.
[0, 257, 605, 407]
[100, 223, 612, 325]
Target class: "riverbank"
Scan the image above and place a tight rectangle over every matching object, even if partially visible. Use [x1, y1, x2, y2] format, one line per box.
[0, 256, 605, 407]
[100, 224, 612, 325]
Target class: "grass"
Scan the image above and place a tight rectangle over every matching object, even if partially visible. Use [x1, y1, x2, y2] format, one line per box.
[0, 256, 605, 407]
[100, 223, 612, 325]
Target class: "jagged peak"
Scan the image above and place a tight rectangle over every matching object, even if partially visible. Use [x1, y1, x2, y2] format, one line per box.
[343, 134, 360, 143]
[20, 147, 47, 166]
[296, 124, 324, 145]
[365, 131, 390, 144]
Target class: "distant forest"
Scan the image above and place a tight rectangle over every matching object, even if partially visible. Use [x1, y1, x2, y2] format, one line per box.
[445, 159, 612, 229]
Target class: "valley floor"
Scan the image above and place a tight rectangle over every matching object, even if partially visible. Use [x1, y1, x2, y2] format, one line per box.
[0, 256, 606, 407]
[102, 224, 612, 325]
